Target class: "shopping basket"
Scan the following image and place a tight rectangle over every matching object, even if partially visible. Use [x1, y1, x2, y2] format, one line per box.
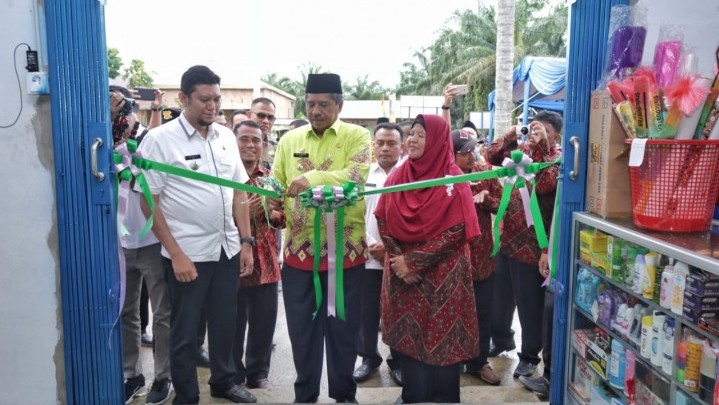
[627, 139, 719, 232]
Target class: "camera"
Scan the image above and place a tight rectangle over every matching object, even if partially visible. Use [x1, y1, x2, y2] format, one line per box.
[121, 97, 137, 116]
[516, 125, 529, 136]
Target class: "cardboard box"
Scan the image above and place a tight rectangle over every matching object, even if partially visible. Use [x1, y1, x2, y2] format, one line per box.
[586, 90, 633, 218]
[588, 329, 611, 379]
[573, 329, 594, 359]
[683, 291, 719, 308]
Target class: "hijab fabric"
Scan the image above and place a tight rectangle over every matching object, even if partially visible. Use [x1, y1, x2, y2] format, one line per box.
[375, 114, 480, 243]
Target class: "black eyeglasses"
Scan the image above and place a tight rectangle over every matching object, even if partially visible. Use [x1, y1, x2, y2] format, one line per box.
[253, 112, 276, 122]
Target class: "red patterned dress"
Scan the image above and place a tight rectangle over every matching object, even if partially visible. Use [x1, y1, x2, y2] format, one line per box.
[468, 162, 503, 281]
[379, 221, 479, 366]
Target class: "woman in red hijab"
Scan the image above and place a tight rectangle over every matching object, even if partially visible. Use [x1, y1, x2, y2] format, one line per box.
[375, 114, 480, 403]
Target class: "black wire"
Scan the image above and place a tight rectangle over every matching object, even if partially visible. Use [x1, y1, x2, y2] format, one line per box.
[0, 43, 31, 129]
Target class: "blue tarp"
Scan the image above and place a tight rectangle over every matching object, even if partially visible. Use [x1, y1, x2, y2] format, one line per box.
[488, 56, 567, 137]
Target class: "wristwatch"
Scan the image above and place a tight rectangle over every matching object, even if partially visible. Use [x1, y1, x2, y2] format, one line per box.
[240, 237, 256, 247]
[441, 105, 450, 110]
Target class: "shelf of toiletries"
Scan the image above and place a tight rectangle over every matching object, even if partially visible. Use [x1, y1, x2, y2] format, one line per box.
[565, 212, 719, 405]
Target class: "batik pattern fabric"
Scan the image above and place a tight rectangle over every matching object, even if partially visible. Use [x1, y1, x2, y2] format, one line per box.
[271, 119, 371, 271]
[241, 165, 285, 288]
[468, 161, 502, 280]
[379, 220, 479, 366]
[485, 138, 561, 265]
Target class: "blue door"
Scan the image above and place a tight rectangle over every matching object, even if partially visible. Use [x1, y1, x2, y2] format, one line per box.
[550, 1, 629, 404]
[46, 1, 123, 403]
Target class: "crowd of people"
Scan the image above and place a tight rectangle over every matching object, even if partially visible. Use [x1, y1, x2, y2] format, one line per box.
[110, 65, 562, 405]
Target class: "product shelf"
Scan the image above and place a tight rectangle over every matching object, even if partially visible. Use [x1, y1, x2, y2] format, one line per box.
[570, 345, 628, 403]
[575, 304, 672, 383]
[675, 381, 710, 405]
[577, 261, 678, 322]
[680, 316, 719, 344]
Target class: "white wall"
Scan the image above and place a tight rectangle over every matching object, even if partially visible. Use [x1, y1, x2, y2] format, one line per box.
[0, 1, 61, 404]
[637, 0, 719, 77]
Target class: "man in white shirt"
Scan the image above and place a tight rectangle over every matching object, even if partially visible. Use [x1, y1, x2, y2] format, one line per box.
[353, 123, 404, 386]
[138, 65, 256, 404]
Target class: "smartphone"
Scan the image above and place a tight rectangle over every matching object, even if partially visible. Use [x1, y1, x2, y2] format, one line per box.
[454, 84, 469, 95]
[135, 87, 155, 101]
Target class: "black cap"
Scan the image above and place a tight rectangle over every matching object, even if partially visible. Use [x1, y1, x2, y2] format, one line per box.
[451, 129, 478, 154]
[462, 120, 477, 132]
[376, 117, 389, 125]
[306, 73, 342, 94]
[161, 108, 182, 124]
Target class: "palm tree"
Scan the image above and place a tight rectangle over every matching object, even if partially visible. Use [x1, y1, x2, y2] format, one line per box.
[494, 0, 517, 135]
[344, 75, 389, 100]
[397, 0, 567, 128]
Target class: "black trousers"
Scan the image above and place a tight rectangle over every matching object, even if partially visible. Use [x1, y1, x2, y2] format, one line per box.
[282, 264, 363, 402]
[400, 354, 460, 403]
[465, 273, 495, 370]
[542, 289, 555, 379]
[492, 253, 545, 364]
[357, 269, 401, 370]
[164, 250, 239, 405]
[234, 282, 278, 383]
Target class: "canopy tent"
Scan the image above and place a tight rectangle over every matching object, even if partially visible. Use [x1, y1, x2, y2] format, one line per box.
[488, 56, 567, 139]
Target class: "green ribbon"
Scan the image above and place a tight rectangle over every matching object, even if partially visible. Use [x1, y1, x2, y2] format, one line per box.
[114, 139, 155, 239]
[299, 182, 359, 321]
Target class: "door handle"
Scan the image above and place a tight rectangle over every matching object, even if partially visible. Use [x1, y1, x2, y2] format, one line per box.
[569, 136, 580, 181]
[91, 138, 105, 181]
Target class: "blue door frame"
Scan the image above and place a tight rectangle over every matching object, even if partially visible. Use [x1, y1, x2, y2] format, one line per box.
[550, 1, 629, 404]
[45, 0, 123, 403]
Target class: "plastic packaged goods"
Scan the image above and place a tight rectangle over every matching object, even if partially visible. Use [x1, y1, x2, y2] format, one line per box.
[610, 338, 627, 389]
[634, 254, 646, 294]
[643, 252, 658, 299]
[651, 311, 666, 367]
[640, 314, 654, 359]
[672, 261, 690, 316]
[699, 341, 717, 401]
[661, 317, 675, 375]
[686, 334, 704, 392]
[660, 259, 675, 309]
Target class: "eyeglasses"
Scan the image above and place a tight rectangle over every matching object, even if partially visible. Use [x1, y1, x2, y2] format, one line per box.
[237, 136, 265, 145]
[253, 112, 276, 122]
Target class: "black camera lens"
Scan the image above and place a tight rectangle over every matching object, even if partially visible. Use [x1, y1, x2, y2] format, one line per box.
[121, 97, 137, 115]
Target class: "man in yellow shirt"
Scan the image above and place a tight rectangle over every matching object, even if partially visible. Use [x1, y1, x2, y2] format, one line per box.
[270, 73, 371, 403]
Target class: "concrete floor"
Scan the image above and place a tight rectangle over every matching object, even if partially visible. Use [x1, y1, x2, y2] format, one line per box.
[130, 283, 547, 404]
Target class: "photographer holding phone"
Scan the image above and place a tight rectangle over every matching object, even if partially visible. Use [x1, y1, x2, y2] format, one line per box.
[441, 83, 468, 125]
[485, 111, 562, 380]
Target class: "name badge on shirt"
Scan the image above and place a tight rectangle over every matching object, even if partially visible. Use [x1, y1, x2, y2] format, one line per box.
[293, 152, 309, 158]
[365, 183, 377, 188]
[185, 154, 201, 160]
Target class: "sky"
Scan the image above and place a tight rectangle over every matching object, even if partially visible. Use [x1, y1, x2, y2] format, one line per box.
[105, 0, 489, 89]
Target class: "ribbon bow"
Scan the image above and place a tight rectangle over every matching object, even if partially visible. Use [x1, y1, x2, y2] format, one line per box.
[492, 150, 548, 256]
[299, 182, 359, 321]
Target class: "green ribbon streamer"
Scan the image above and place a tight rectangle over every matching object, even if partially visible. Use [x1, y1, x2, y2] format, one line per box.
[114, 140, 155, 239]
[299, 182, 358, 321]
[549, 179, 562, 280]
[492, 182, 515, 256]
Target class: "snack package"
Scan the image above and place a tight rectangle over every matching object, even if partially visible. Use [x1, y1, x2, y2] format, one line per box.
[600, 4, 647, 88]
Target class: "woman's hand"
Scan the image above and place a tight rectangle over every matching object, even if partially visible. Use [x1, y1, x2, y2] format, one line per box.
[390, 255, 421, 284]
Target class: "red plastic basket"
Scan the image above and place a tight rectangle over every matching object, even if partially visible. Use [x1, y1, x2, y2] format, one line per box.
[627, 139, 719, 232]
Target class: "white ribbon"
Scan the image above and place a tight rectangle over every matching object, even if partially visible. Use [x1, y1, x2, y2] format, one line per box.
[502, 153, 536, 228]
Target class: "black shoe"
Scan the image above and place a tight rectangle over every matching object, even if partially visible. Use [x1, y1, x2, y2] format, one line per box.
[141, 332, 154, 347]
[513, 360, 537, 378]
[488, 341, 517, 357]
[124, 374, 146, 404]
[145, 378, 172, 405]
[210, 384, 257, 403]
[352, 363, 378, 383]
[389, 368, 403, 386]
[196, 348, 210, 368]
[336, 397, 358, 403]
[519, 375, 549, 400]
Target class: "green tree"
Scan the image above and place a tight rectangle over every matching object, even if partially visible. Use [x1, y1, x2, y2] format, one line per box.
[397, 0, 567, 128]
[123, 59, 154, 88]
[107, 47, 123, 79]
[344, 75, 389, 100]
[262, 63, 325, 117]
